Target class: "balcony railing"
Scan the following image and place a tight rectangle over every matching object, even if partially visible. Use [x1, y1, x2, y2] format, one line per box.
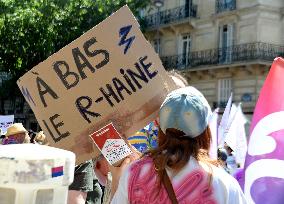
[213, 101, 228, 109]
[160, 42, 284, 70]
[216, 0, 236, 13]
[144, 4, 197, 28]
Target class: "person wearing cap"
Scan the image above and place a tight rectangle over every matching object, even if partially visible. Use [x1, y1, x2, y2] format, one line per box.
[93, 70, 189, 190]
[109, 86, 247, 203]
[2, 123, 30, 145]
[127, 70, 188, 153]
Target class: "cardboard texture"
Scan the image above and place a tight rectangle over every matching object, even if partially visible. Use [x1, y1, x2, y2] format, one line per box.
[17, 5, 176, 164]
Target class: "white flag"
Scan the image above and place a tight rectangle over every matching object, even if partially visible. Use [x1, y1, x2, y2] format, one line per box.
[224, 103, 237, 136]
[209, 108, 219, 159]
[218, 92, 233, 147]
[224, 103, 247, 168]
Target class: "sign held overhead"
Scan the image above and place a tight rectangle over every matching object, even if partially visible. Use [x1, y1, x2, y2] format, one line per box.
[17, 5, 176, 164]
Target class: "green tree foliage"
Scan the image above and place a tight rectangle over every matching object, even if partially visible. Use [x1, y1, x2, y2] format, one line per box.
[0, 0, 150, 98]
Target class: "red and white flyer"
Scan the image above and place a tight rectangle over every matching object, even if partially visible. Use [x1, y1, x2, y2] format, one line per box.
[90, 123, 132, 166]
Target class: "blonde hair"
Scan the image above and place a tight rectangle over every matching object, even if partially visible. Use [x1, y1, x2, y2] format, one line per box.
[34, 131, 49, 145]
[168, 70, 188, 88]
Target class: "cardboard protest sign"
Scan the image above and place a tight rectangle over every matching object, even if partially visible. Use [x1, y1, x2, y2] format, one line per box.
[17, 5, 176, 164]
[0, 115, 14, 135]
[90, 123, 132, 166]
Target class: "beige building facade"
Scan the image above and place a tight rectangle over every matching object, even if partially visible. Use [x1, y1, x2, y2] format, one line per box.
[144, 0, 284, 120]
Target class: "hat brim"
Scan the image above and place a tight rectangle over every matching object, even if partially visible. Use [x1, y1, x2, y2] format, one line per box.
[5, 130, 27, 137]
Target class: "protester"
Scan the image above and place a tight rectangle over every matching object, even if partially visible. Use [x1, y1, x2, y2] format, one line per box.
[224, 142, 239, 174]
[127, 70, 188, 153]
[0, 129, 4, 144]
[91, 70, 189, 204]
[218, 147, 228, 162]
[109, 86, 247, 203]
[218, 147, 230, 173]
[94, 156, 113, 204]
[94, 156, 109, 187]
[68, 160, 102, 204]
[28, 129, 37, 143]
[33, 130, 50, 145]
[2, 123, 30, 145]
[85, 176, 103, 204]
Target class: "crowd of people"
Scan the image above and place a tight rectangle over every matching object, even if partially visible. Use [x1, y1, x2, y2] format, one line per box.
[0, 71, 247, 203]
[0, 123, 103, 204]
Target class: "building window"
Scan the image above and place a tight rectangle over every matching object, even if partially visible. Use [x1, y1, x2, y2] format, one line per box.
[152, 39, 160, 54]
[219, 24, 234, 63]
[216, 0, 236, 13]
[183, 0, 193, 17]
[218, 78, 232, 106]
[179, 34, 191, 67]
[0, 188, 16, 204]
[15, 97, 24, 114]
[139, 8, 145, 18]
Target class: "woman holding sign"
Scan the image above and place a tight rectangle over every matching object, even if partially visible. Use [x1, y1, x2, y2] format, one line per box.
[109, 86, 247, 203]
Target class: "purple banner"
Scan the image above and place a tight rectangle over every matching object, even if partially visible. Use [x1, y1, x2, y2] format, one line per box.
[244, 57, 284, 203]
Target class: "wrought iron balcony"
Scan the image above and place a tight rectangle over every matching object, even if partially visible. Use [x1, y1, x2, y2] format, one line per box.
[216, 0, 236, 13]
[213, 101, 228, 109]
[160, 42, 284, 70]
[144, 4, 197, 28]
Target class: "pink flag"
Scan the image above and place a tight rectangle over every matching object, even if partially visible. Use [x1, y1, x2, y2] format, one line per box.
[244, 57, 284, 204]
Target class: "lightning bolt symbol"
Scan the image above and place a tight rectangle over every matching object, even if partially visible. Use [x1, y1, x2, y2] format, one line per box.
[118, 25, 135, 54]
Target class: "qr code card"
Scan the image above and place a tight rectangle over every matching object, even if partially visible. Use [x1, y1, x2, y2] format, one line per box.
[90, 123, 132, 166]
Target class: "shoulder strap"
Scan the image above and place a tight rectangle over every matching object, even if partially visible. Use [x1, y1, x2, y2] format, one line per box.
[154, 160, 178, 204]
[162, 169, 179, 204]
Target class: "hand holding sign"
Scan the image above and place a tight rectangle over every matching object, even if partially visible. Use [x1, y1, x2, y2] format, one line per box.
[90, 122, 133, 166]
